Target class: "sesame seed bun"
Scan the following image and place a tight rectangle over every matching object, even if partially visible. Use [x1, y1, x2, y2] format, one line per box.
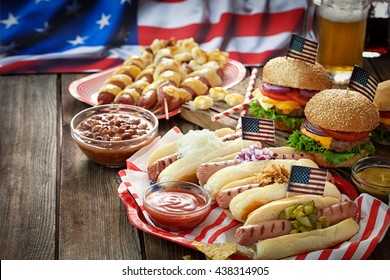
[262, 56, 332, 91]
[304, 89, 380, 132]
[374, 80, 390, 111]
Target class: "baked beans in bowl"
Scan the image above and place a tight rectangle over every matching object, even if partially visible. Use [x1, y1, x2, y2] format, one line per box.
[71, 104, 158, 168]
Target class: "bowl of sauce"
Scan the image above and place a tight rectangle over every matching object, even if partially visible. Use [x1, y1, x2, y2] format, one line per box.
[351, 156, 390, 203]
[143, 181, 211, 231]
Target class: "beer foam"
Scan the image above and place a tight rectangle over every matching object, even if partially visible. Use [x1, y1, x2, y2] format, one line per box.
[319, 5, 367, 23]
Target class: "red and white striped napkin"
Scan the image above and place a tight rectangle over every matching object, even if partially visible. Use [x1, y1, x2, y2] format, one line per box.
[118, 127, 390, 260]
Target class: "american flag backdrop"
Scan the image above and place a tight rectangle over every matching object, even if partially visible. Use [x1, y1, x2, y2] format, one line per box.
[348, 66, 379, 102]
[287, 165, 327, 196]
[241, 116, 275, 143]
[0, 0, 307, 74]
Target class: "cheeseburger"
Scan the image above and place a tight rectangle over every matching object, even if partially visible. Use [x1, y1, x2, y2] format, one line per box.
[372, 80, 390, 145]
[250, 56, 332, 132]
[287, 89, 379, 168]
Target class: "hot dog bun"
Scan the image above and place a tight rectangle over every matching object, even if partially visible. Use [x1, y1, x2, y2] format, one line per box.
[246, 218, 359, 259]
[245, 195, 340, 225]
[147, 129, 260, 183]
[204, 158, 331, 201]
[229, 183, 288, 222]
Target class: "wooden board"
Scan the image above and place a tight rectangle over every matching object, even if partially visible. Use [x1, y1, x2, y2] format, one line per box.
[180, 72, 261, 130]
[180, 69, 292, 146]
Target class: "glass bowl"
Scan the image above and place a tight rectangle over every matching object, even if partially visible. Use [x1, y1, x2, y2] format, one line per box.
[71, 104, 158, 168]
[351, 156, 390, 203]
[143, 181, 211, 231]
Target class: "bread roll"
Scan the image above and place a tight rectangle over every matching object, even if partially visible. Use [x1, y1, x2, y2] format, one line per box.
[250, 218, 359, 259]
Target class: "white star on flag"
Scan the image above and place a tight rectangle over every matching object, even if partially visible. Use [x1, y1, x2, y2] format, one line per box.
[67, 35, 88, 46]
[35, 21, 50, 33]
[1, 13, 20, 29]
[96, 13, 111, 30]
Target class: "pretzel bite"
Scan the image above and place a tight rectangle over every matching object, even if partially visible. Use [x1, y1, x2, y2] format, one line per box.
[192, 96, 214, 110]
[191, 46, 208, 65]
[225, 93, 245, 107]
[209, 87, 229, 101]
[207, 48, 229, 67]
[176, 37, 199, 53]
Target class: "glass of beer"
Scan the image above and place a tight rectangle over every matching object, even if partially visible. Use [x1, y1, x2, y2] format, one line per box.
[364, 0, 390, 58]
[311, 0, 370, 85]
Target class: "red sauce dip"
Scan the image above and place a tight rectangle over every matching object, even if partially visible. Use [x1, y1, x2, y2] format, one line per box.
[143, 183, 211, 231]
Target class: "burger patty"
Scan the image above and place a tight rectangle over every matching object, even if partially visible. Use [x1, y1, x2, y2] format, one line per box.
[329, 136, 371, 153]
[274, 107, 304, 117]
[375, 123, 390, 132]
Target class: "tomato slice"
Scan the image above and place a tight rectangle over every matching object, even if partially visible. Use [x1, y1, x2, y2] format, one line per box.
[261, 88, 308, 106]
[261, 88, 292, 101]
[379, 111, 390, 119]
[285, 91, 310, 106]
[321, 128, 370, 142]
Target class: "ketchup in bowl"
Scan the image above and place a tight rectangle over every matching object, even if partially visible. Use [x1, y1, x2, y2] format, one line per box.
[143, 181, 211, 231]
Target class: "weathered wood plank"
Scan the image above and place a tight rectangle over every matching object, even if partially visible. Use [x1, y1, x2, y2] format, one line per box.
[0, 75, 57, 259]
[59, 74, 144, 259]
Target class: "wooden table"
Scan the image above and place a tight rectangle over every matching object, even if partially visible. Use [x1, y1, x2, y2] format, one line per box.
[1, 54, 389, 260]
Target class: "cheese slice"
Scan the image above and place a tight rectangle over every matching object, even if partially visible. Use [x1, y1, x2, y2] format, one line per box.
[301, 127, 332, 149]
[253, 88, 302, 114]
[379, 117, 390, 126]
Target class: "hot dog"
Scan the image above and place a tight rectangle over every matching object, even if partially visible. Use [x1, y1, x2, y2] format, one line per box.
[196, 146, 318, 185]
[235, 195, 359, 259]
[146, 129, 261, 183]
[203, 157, 340, 202]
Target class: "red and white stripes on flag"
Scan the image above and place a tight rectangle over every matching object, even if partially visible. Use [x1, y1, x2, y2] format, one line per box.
[287, 165, 327, 196]
[348, 66, 379, 102]
[241, 116, 275, 144]
[286, 33, 318, 64]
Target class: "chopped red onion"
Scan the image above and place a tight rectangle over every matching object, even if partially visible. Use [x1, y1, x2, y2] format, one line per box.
[261, 82, 291, 93]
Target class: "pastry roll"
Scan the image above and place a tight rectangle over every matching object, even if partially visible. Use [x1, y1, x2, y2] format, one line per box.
[114, 87, 141, 105]
[114, 65, 142, 80]
[153, 58, 186, 81]
[97, 84, 122, 104]
[180, 77, 208, 97]
[135, 65, 155, 83]
[123, 55, 147, 70]
[104, 74, 133, 90]
[188, 67, 223, 88]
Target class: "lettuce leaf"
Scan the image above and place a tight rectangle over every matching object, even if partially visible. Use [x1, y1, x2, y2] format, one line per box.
[371, 130, 390, 143]
[249, 101, 304, 130]
[286, 131, 376, 165]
